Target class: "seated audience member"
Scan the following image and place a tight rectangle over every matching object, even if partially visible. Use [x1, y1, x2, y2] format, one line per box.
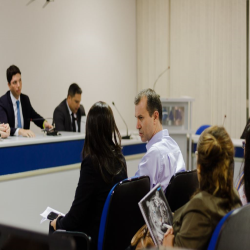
[241, 118, 250, 139]
[134, 88, 185, 191]
[0, 65, 52, 137]
[243, 125, 250, 203]
[163, 126, 241, 250]
[236, 125, 249, 205]
[53, 83, 85, 132]
[0, 123, 10, 138]
[50, 101, 127, 250]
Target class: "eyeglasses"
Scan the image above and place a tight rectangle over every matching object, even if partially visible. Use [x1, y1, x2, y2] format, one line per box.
[242, 141, 246, 149]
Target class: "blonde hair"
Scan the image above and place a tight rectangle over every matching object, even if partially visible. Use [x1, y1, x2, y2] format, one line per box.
[197, 126, 234, 204]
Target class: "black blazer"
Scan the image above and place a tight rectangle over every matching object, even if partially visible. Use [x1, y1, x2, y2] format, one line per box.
[56, 156, 127, 250]
[53, 99, 85, 132]
[0, 91, 44, 136]
[241, 118, 250, 139]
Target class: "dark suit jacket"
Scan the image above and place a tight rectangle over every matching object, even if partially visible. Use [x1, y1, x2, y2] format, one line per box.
[53, 99, 85, 132]
[55, 156, 127, 250]
[0, 91, 44, 136]
[241, 118, 250, 139]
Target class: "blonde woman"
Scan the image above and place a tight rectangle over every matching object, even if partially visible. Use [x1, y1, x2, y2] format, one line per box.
[163, 126, 241, 250]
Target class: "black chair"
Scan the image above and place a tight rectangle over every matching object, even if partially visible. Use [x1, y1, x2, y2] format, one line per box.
[98, 175, 150, 250]
[0, 223, 75, 250]
[165, 170, 199, 212]
[54, 176, 150, 250]
[208, 203, 250, 250]
[53, 230, 91, 250]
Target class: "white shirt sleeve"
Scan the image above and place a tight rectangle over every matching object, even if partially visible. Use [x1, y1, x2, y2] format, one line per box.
[14, 128, 19, 136]
[135, 147, 164, 190]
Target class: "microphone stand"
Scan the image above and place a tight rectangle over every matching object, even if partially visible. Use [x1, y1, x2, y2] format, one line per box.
[112, 102, 131, 139]
[153, 66, 170, 90]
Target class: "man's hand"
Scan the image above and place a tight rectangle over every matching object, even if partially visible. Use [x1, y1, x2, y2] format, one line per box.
[44, 121, 53, 130]
[19, 129, 35, 138]
[0, 123, 10, 138]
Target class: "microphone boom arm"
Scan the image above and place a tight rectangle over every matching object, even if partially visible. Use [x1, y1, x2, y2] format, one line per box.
[112, 102, 130, 139]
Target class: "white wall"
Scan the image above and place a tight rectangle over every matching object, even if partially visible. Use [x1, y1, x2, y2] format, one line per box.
[0, 157, 141, 234]
[136, 0, 247, 138]
[170, 0, 246, 138]
[0, 0, 137, 133]
[136, 0, 170, 94]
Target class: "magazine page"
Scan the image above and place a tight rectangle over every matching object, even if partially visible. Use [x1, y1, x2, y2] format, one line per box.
[138, 183, 173, 245]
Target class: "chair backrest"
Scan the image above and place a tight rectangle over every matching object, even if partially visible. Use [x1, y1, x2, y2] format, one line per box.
[195, 125, 211, 135]
[0, 223, 75, 250]
[165, 170, 199, 212]
[207, 204, 250, 250]
[53, 230, 91, 250]
[98, 175, 150, 250]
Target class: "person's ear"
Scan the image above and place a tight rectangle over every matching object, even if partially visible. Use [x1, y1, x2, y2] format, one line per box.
[154, 111, 159, 121]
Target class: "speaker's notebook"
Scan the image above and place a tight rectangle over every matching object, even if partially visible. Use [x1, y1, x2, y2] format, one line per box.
[138, 183, 173, 245]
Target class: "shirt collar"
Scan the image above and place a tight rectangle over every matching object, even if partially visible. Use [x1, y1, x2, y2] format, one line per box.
[10, 91, 20, 105]
[146, 129, 169, 151]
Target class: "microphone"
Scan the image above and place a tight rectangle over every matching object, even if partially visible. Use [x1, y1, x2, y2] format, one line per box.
[153, 66, 170, 90]
[223, 115, 227, 126]
[112, 102, 131, 139]
[29, 118, 60, 135]
[29, 117, 53, 121]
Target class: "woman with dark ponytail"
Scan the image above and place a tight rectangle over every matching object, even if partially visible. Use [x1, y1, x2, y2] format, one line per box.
[50, 101, 127, 250]
[163, 126, 241, 250]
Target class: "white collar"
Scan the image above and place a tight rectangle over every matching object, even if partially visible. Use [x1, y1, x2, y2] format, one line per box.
[10, 91, 20, 105]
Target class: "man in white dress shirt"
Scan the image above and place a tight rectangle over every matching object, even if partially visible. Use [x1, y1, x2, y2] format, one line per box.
[134, 88, 186, 191]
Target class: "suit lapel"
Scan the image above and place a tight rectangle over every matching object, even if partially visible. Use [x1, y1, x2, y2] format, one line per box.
[7, 91, 15, 127]
[20, 94, 28, 128]
[63, 100, 72, 131]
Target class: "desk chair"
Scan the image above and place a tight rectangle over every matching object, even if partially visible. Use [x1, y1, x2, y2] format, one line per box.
[53, 230, 91, 250]
[208, 203, 250, 250]
[165, 170, 199, 212]
[0, 223, 75, 250]
[54, 176, 150, 250]
[98, 175, 150, 250]
[195, 125, 211, 135]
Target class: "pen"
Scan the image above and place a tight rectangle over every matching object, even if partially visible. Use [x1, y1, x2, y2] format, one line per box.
[163, 223, 172, 229]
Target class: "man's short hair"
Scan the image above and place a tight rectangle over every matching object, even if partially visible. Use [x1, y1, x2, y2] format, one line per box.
[134, 88, 162, 123]
[7, 65, 21, 84]
[67, 83, 82, 97]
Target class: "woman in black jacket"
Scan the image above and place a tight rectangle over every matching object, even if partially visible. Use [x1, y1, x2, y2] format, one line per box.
[51, 101, 127, 250]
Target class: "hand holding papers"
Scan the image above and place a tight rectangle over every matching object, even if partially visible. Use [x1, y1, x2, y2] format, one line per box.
[40, 206, 65, 224]
[138, 183, 173, 245]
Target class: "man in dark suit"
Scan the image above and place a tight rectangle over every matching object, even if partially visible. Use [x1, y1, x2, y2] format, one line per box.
[0, 65, 53, 137]
[53, 83, 85, 132]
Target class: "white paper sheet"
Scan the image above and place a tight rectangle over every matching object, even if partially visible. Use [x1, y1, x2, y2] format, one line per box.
[40, 206, 65, 224]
